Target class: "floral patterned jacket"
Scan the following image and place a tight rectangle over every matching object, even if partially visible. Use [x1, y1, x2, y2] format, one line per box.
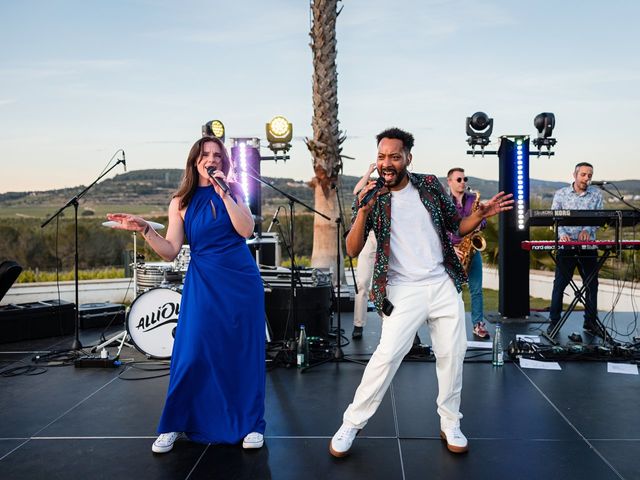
[351, 172, 467, 314]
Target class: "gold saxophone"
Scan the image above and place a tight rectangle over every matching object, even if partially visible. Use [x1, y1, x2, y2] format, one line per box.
[458, 190, 487, 273]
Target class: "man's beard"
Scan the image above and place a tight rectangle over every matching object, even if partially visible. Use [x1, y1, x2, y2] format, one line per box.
[379, 166, 409, 188]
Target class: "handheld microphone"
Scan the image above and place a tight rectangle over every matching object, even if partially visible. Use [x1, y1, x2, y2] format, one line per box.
[122, 151, 126, 172]
[589, 181, 608, 186]
[359, 177, 385, 208]
[205, 166, 230, 194]
[267, 206, 282, 232]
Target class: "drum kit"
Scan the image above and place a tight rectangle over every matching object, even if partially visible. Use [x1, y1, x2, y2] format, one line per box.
[96, 221, 278, 359]
[95, 221, 188, 359]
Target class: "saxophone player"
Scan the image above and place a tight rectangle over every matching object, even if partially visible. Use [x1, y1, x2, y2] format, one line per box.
[446, 168, 489, 339]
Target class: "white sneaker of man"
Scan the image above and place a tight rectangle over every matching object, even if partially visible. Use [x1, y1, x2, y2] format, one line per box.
[440, 426, 468, 453]
[242, 432, 264, 449]
[152, 432, 185, 453]
[329, 423, 360, 457]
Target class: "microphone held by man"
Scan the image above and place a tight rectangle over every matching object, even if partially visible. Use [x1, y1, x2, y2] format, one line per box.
[359, 177, 385, 208]
[206, 166, 230, 194]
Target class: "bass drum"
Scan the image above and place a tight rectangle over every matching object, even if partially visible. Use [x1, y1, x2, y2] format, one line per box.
[127, 287, 182, 359]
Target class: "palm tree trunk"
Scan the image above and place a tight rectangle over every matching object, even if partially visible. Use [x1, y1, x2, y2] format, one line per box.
[306, 0, 345, 284]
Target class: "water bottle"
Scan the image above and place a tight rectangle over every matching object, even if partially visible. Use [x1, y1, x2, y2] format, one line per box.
[297, 324, 309, 368]
[492, 322, 504, 366]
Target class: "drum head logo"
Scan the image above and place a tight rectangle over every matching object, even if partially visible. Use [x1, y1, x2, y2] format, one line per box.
[134, 301, 180, 332]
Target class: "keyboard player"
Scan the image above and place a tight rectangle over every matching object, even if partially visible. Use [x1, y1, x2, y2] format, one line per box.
[547, 162, 604, 338]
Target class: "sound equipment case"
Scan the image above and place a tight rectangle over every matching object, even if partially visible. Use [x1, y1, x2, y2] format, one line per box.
[0, 299, 75, 343]
[79, 302, 126, 329]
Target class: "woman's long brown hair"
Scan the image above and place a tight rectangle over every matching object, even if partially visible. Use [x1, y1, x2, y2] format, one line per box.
[173, 137, 232, 210]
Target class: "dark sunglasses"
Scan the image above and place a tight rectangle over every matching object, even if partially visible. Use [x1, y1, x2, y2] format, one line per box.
[454, 177, 468, 183]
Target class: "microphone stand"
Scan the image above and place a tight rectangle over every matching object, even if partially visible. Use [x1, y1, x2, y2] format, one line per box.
[596, 184, 640, 213]
[303, 179, 367, 372]
[596, 183, 640, 256]
[244, 170, 330, 343]
[41, 153, 126, 350]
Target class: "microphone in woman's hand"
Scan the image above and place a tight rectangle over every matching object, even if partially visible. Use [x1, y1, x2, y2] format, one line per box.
[206, 166, 230, 194]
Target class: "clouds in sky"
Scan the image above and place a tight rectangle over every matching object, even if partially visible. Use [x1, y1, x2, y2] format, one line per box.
[0, 0, 639, 193]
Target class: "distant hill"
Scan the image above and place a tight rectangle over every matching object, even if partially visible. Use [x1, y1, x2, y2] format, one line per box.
[1, 169, 638, 217]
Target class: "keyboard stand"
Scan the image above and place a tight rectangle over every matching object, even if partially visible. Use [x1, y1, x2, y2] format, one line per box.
[542, 248, 616, 345]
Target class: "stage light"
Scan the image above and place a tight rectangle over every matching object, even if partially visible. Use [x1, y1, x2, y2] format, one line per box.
[532, 112, 556, 150]
[230, 137, 261, 226]
[466, 111, 494, 151]
[202, 120, 225, 142]
[266, 115, 292, 153]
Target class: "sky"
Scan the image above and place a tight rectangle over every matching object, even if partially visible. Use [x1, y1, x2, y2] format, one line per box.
[1, 0, 639, 194]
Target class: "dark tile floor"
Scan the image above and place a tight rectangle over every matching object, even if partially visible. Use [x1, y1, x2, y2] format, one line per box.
[0, 310, 638, 479]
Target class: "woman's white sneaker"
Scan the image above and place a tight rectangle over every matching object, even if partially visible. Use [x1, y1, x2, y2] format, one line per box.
[152, 432, 184, 453]
[242, 432, 264, 449]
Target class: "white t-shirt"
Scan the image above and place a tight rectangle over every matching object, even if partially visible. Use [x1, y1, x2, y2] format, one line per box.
[387, 181, 447, 286]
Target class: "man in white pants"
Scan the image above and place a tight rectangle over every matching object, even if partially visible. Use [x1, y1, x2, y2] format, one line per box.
[330, 127, 512, 457]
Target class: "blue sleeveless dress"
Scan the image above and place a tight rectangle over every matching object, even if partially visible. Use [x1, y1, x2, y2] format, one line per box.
[157, 185, 266, 444]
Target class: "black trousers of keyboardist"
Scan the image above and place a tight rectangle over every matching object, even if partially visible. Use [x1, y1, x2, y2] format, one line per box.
[549, 250, 599, 324]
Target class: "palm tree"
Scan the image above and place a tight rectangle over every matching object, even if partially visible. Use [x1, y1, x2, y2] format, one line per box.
[306, 0, 346, 280]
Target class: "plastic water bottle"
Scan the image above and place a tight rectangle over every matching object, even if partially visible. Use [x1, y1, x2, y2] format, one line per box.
[492, 322, 504, 366]
[297, 325, 309, 368]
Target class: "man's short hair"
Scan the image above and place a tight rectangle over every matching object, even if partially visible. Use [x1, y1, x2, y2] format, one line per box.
[376, 128, 415, 153]
[447, 167, 464, 178]
[574, 162, 593, 173]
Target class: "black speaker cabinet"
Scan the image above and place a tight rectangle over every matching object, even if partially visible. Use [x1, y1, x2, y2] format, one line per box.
[265, 285, 331, 341]
[79, 302, 126, 329]
[0, 260, 22, 303]
[0, 299, 75, 343]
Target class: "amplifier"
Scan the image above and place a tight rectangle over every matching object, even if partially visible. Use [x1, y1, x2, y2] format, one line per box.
[265, 285, 332, 341]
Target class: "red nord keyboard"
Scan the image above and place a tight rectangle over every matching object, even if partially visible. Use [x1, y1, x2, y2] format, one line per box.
[521, 240, 640, 251]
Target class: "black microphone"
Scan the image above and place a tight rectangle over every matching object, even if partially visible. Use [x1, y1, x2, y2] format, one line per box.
[589, 181, 608, 186]
[359, 177, 385, 208]
[122, 151, 126, 172]
[205, 166, 230, 194]
[267, 206, 282, 232]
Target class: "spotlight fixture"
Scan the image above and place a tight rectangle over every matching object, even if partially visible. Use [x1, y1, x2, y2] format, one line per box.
[532, 112, 556, 150]
[266, 115, 292, 153]
[202, 120, 225, 142]
[465, 111, 494, 150]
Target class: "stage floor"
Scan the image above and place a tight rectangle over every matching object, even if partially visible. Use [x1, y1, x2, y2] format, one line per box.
[1, 310, 638, 479]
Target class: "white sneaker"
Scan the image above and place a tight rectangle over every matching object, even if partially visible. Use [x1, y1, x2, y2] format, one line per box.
[329, 423, 359, 457]
[152, 432, 184, 453]
[440, 427, 468, 453]
[242, 432, 264, 449]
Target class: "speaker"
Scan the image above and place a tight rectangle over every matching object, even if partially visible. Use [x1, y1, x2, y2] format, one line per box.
[265, 285, 331, 341]
[0, 260, 22, 303]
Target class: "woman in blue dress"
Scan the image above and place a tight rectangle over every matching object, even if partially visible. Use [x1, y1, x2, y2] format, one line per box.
[107, 137, 266, 453]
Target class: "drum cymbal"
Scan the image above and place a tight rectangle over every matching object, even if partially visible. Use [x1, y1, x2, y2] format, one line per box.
[102, 220, 165, 230]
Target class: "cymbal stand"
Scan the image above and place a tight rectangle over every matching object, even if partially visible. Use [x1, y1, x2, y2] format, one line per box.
[91, 231, 137, 355]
